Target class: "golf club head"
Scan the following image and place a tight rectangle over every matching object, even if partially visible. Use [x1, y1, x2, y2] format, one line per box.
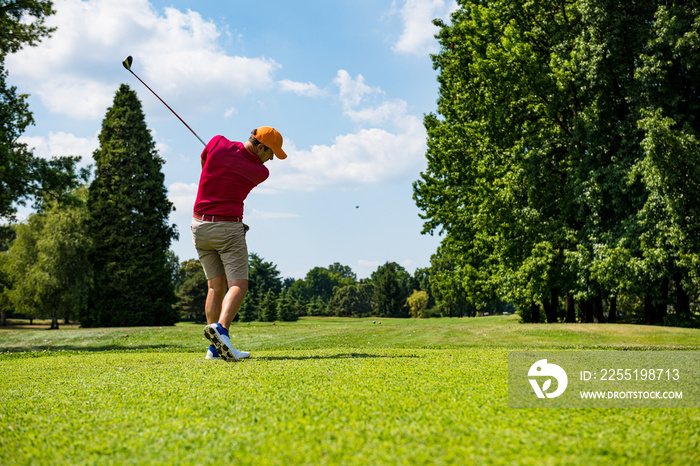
[122, 56, 133, 71]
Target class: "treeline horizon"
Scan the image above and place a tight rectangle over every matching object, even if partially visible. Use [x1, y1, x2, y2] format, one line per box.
[2, 2, 699, 330]
[175, 254, 442, 324]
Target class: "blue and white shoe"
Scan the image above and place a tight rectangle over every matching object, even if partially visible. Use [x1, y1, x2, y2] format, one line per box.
[204, 323, 250, 362]
[205, 345, 221, 360]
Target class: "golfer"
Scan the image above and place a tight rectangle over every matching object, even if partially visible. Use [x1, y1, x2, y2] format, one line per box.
[192, 127, 287, 361]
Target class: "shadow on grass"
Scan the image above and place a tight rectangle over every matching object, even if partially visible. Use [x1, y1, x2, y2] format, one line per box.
[255, 353, 421, 361]
[0, 344, 183, 355]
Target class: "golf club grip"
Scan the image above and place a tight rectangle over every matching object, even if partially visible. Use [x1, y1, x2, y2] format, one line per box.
[129, 71, 206, 146]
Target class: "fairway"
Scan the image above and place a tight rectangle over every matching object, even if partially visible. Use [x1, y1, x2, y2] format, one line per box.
[1, 317, 699, 465]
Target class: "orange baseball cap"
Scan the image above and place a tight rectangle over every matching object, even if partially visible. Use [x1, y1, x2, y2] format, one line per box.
[255, 126, 288, 159]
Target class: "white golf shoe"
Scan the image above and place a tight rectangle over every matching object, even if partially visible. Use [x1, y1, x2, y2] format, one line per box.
[204, 324, 250, 362]
[205, 346, 221, 360]
[232, 348, 250, 360]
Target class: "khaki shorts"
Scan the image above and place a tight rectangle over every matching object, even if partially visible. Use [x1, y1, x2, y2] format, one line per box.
[191, 218, 250, 281]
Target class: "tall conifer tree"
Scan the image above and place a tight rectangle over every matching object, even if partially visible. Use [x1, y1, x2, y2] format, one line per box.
[84, 84, 178, 327]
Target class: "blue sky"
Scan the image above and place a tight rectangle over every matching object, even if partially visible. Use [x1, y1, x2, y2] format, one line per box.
[7, 0, 456, 279]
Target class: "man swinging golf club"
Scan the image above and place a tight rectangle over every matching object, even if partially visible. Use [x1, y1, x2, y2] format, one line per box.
[193, 127, 288, 361]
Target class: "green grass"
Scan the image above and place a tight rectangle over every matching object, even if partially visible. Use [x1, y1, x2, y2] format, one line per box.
[2, 315, 699, 354]
[1, 316, 699, 465]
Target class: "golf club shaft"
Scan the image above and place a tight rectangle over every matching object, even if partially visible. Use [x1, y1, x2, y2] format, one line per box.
[127, 69, 206, 147]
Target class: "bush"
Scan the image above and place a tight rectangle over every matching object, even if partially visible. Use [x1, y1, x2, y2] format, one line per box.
[407, 290, 430, 318]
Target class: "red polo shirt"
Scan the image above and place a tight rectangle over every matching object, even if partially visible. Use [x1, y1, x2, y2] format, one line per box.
[194, 135, 269, 219]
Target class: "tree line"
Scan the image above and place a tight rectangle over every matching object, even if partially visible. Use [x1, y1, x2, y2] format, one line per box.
[174, 255, 439, 324]
[3, 1, 698, 329]
[413, 0, 700, 327]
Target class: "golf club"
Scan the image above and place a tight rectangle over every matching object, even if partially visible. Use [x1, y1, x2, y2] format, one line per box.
[122, 55, 206, 146]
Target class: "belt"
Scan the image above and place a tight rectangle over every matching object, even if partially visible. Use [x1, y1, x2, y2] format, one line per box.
[193, 212, 242, 222]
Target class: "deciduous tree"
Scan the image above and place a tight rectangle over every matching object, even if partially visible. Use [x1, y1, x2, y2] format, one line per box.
[407, 290, 430, 318]
[330, 283, 373, 317]
[372, 262, 409, 318]
[5, 189, 91, 328]
[415, 0, 700, 326]
[1, 1, 82, 221]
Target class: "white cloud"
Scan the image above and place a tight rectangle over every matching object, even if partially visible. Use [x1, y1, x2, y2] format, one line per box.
[334, 70, 382, 110]
[392, 0, 458, 56]
[147, 127, 170, 157]
[168, 181, 198, 215]
[251, 186, 281, 195]
[19, 131, 99, 162]
[333, 70, 410, 128]
[278, 80, 325, 98]
[6, 0, 279, 119]
[35, 79, 116, 120]
[268, 69, 427, 191]
[272, 118, 425, 191]
[345, 100, 409, 126]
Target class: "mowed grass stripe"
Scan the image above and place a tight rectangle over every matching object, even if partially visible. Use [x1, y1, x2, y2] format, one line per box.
[1, 348, 698, 465]
[1, 316, 699, 355]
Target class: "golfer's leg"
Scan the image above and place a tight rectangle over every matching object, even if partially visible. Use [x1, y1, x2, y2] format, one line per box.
[205, 274, 228, 325]
[219, 279, 248, 329]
